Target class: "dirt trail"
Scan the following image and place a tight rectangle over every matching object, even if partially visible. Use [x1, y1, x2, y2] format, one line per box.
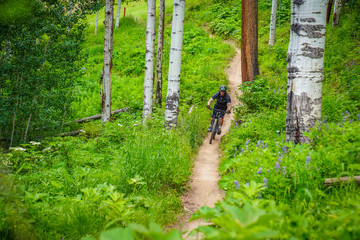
[179, 47, 242, 239]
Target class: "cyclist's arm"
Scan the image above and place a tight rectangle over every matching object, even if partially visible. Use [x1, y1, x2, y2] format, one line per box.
[207, 98, 214, 106]
[227, 102, 232, 112]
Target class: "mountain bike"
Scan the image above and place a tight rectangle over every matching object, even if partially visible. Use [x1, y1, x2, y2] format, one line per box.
[208, 108, 227, 144]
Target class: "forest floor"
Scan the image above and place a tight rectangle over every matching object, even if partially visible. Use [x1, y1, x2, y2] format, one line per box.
[177, 46, 242, 238]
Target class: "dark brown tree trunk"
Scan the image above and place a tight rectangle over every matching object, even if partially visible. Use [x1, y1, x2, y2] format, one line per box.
[155, 0, 165, 107]
[241, 0, 259, 83]
[326, 0, 333, 24]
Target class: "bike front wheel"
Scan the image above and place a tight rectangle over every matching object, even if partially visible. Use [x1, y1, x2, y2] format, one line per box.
[209, 118, 218, 144]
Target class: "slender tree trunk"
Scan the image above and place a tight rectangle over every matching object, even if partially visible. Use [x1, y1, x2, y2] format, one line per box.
[286, 0, 327, 144]
[67, 0, 73, 33]
[142, 0, 156, 122]
[156, 0, 165, 107]
[278, 0, 281, 30]
[115, 0, 122, 28]
[332, 0, 342, 26]
[95, 11, 99, 36]
[326, 0, 333, 24]
[164, 0, 185, 128]
[101, 0, 114, 122]
[241, 0, 259, 83]
[269, 0, 277, 46]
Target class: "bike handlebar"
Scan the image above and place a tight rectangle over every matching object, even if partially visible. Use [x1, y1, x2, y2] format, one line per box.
[209, 107, 227, 113]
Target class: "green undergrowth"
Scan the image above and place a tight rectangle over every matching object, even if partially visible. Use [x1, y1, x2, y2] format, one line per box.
[189, 0, 360, 239]
[0, 0, 235, 239]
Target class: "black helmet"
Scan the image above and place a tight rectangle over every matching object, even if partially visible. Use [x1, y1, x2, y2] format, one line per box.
[220, 85, 226, 91]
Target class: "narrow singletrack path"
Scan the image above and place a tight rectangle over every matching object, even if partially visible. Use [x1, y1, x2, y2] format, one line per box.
[179, 47, 242, 239]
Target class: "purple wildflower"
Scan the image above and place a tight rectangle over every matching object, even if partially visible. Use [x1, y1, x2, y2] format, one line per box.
[275, 162, 279, 171]
[257, 193, 262, 200]
[240, 148, 244, 152]
[323, 119, 326, 123]
[283, 166, 286, 175]
[282, 146, 287, 153]
[231, 169, 234, 173]
[264, 143, 268, 148]
[245, 139, 250, 146]
[256, 167, 262, 174]
[350, 119, 353, 124]
[245, 183, 250, 186]
[263, 177, 267, 187]
[343, 116, 347, 122]
[234, 180, 239, 189]
[306, 155, 311, 169]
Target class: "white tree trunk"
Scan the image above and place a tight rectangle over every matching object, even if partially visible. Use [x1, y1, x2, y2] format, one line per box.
[268, 0, 277, 46]
[101, 0, 114, 122]
[142, 0, 156, 122]
[95, 11, 99, 36]
[332, 0, 342, 26]
[164, 0, 185, 128]
[115, 0, 121, 28]
[155, 0, 165, 107]
[286, 0, 327, 144]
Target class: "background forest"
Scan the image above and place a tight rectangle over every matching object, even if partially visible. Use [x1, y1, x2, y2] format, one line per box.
[1, 0, 359, 239]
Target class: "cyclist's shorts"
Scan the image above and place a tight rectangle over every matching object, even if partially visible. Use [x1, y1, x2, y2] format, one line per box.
[212, 109, 226, 119]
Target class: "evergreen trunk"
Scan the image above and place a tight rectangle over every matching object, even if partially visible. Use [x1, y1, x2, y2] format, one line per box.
[164, 0, 185, 128]
[142, 0, 156, 122]
[285, 0, 327, 144]
[269, 0, 277, 46]
[101, 0, 114, 123]
[241, 0, 259, 83]
[332, 0, 342, 26]
[115, 0, 121, 29]
[156, 0, 165, 107]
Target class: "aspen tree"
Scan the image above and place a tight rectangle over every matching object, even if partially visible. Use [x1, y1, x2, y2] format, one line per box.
[286, 0, 327, 144]
[332, 0, 342, 26]
[156, 0, 165, 107]
[142, 0, 156, 122]
[115, 0, 121, 28]
[269, 0, 277, 46]
[95, 11, 99, 36]
[101, 0, 114, 122]
[164, 0, 185, 128]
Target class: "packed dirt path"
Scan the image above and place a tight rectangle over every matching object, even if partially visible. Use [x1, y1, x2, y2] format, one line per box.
[179, 47, 242, 239]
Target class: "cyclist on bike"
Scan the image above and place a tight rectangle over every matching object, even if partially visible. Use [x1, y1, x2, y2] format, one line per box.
[206, 85, 231, 134]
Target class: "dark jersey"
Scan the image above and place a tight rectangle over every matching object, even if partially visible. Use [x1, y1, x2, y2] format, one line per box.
[211, 91, 231, 110]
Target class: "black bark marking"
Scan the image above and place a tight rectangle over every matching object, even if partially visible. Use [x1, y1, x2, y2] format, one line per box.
[301, 43, 324, 59]
[300, 18, 316, 22]
[291, 23, 325, 38]
[287, 53, 292, 63]
[293, 0, 305, 5]
[165, 92, 179, 111]
[286, 92, 320, 144]
[288, 66, 299, 73]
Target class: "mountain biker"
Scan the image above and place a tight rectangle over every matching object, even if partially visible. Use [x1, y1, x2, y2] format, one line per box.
[206, 85, 231, 134]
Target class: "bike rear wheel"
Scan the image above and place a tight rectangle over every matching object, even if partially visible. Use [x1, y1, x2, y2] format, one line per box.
[209, 118, 218, 144]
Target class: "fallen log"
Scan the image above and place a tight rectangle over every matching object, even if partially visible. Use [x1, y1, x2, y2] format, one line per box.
[64, 107, 129, 125]
[60, 129, 86, 137]
[325, 176, 360, 187]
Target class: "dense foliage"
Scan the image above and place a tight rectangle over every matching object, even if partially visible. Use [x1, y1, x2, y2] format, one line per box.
[190, 0, 360, 239]
[1, 0, 359, 239]
[0, 0, 233, 238]
[0, 0, 102, 146]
